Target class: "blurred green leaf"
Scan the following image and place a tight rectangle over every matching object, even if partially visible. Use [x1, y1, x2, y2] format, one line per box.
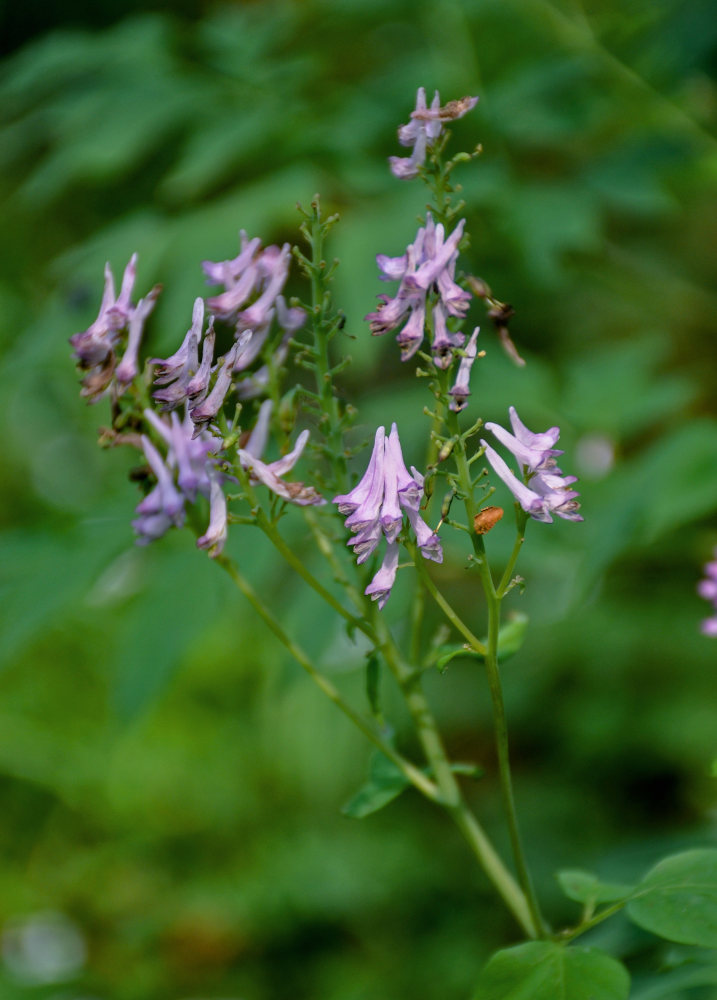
[626, 849, 717, 947]
[557, 869, 635, 906]
[341, 751, 411, 819]
[473, 942, 630, 1000]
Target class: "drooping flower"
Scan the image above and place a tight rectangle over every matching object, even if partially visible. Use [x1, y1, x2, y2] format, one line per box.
[449, 326, 480, 412]
[237, 400, 325, 506]
[70, 254, 160, 402]
[697, 548, 717, 637]
[151, 297, 208, 410]
[481, 408, 582, 524]
[333, 424, 442, 608]
[203, 232, 304, 337]
[389, 87, 479, 180]
[365, 214, 470, 364]
[132, 409, 229, 556]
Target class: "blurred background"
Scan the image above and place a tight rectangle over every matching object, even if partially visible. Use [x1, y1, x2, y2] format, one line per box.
[1, 0, 717, 997]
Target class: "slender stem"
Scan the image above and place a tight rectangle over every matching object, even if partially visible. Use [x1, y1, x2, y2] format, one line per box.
[308, 202, 349, 494]
[304, 507, 367, 618]
[412, 552, 487, 657]
[256, 509, 375, 642]
[409, 580, 426, 665]
[484, 589, 548, 936]
[559, 899, 628, 943]
[496, 508, 528, 597]
[370, 608, 539, 938]
[215, 554, 439, 802]
[443, 408, 545, 936]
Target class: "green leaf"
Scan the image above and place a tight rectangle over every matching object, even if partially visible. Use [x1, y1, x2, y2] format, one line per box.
[365, 650, 381, 719]
[341, 753, 410, 819]
[626, 848, 717, 947]
[474, 942, 630, 1000]
[557, 869, 635, 905]
[342, 754, 482, 819]
[493, 612, 529, 662]
[433, 613, 529, 672]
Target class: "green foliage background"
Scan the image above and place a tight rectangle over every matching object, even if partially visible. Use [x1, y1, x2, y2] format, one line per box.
[1, 0, 716, 997]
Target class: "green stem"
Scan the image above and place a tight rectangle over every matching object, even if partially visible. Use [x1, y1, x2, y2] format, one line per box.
[256, 509, 375, 643]
[215, 554, 439, 802]
[304, 507, 367, 618]
[484, 588, 547, 937]
[496, 508, 528, 597]
[412, 552, 486, 657]
[308, 201, 349, 493]
[444, 408, 545, 936]
[371, 608, 538, 938]
[559, 900, 628, 943]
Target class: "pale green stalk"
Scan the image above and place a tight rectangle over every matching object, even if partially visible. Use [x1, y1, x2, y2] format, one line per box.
[445, 408, 547, 936]
[215, 554, 439, 803]
[370, 608, 539, 939]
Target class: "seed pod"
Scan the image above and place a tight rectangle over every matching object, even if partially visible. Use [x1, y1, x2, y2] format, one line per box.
[474, 506, 503, 534]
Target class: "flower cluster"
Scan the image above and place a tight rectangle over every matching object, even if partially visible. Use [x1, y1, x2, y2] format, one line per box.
[133, 409, 229, 555]
[697, 548, 717, 636]
[149, 235, 305, 436]
[389, 87, 479, 180]
[333, 424, 442, 608]
[365, 213, 471, 367]
[203, 231, 305, 338]
[70, 255, 161, 403]
[481, 407, 582, 524]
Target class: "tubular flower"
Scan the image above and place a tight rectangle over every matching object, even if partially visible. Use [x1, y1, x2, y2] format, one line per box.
[449, 326, 480, 412]
[70, 254, 160, 403]
[203, 231, 304, 337]
[481, 408, 582, 524]
[132, 409, 229, 556]
[333, 424, 442, 609]
[697, 549, 717, 636]
[237, 401, 326, 507]
[151, 298, 209, 410]
[389, 87, 479, 180]
[365, 214, 470, 364]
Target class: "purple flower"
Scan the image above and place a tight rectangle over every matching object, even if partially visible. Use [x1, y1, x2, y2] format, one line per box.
[449, 326, 480, 411]
[203, 232, 304, 336]
[484, 406, 562, 473]
[389, 88, 479, 180]
[132, 409, 229, 556]
[70, 254, 160, 402]
[333, 424, 442, 608]
[698, 548, 717, 636]
[196, 473, 229, 556]
[481, 408, 582, 524]
[237, 401, 326, 507]
[189, 336, 246, 433]
[132, 435, 186, 543]
[151, 297, 207, 410]
[364, 542, 400, 610]
[365, 214, 470, 364]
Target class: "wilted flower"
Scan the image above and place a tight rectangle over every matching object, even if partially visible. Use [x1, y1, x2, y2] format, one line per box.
[70, 254, 160, 402]
[237, 400, 325, 506]
[481, 407, 582, 524]
[697, 548, 717, 637]
[389, 87, 479, 180]
[366, 214, 471, 364]
[449, 326, 480, 411]
[333, 424, 442, 608]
